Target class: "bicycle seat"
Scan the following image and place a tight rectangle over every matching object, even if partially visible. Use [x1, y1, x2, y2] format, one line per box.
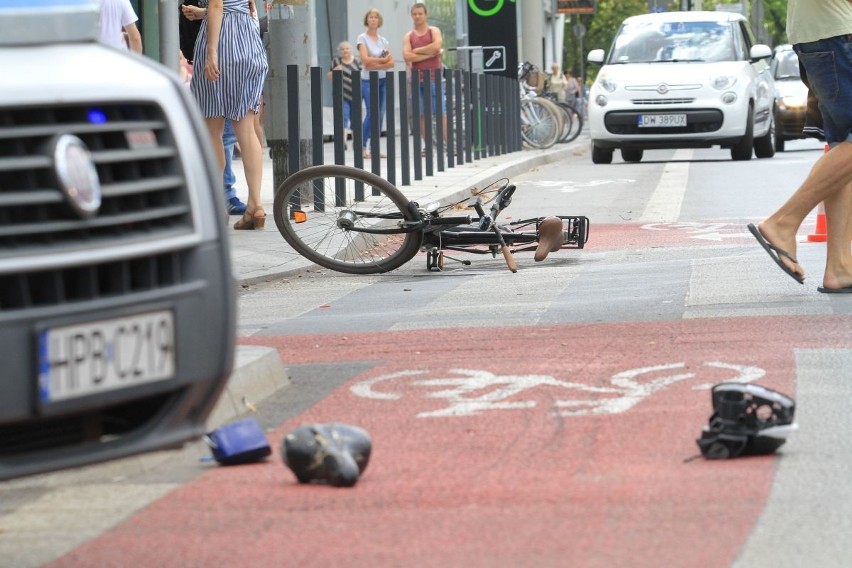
[282, 423, 372, 486]
[696, 383, 797, 459]
[534, 217, 564, 261]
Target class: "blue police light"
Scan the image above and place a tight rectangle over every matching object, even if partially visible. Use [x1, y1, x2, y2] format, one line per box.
[87, 108, 107, 124]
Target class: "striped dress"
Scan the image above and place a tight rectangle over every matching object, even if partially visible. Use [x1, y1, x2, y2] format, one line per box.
[191, 0, 268, 120]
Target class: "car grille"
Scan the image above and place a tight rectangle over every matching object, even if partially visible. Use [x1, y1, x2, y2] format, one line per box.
[0, 103, 196, 312]
[631, 98, 696, 105]
[0, 250, 187, 311]
[0, 103, 193, 255]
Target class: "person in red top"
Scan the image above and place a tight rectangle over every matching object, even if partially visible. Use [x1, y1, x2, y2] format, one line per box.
[403, 2, 446, 148]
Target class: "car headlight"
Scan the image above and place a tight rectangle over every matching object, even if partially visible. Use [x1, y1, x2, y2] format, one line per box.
[780, 95, 806, 109]
[598, 77, 618, 93]
[711, 75, 737, 90]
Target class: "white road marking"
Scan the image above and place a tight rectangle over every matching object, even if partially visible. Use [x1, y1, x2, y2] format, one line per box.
[639, 148, 692, 222]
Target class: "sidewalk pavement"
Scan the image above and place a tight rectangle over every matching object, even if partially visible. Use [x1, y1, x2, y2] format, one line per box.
[218, 135, 580, 430]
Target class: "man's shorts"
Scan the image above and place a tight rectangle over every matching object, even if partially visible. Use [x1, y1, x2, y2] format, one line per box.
[795, 34, 852, 146]
[411, 71, 447, 115]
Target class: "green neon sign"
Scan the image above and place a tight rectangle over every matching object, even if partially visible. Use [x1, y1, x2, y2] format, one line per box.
[468, 0, 516, 18]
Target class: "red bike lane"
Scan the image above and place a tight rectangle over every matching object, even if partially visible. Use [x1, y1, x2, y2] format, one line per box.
[48, 314, 851, 568]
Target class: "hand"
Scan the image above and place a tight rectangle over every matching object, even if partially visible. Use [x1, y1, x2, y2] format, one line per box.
[204, 52, 220, 82]
[181, 4, 206, 20]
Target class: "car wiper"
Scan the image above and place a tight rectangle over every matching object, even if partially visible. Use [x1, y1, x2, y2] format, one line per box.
[648, 59, 705, 63]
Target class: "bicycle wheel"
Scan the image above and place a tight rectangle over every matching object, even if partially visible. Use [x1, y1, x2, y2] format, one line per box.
[520, 98, 560, 149]
[554, 103, 574, 143]
[559, 102, 583, 143]
[273, 164, 422, 274]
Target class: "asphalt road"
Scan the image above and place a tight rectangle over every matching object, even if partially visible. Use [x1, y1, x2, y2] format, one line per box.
[3, 139, 852, 568]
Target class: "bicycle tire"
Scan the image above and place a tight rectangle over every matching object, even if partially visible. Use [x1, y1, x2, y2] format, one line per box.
[553, 102, 573, 143]
[273, 164, 422, 274]
[520, 98, 560, 149]
[559, 101, 583, 143]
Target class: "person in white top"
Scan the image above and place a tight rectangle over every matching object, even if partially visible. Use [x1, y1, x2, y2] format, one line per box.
[99, 0, 142, 53]
[356, 8, 395, 158]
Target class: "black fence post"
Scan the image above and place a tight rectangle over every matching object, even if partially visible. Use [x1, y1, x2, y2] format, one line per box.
[445, 69, 455, 169]
[286, 64, 301, 214]
[464, 70, 474, 163]
[310, 66, 324, 211]
[423, 71, 434, 176]
[435, 70, 444, 172]
[412, 70, 422, 181]
[332, 70, 345, 166]
[398, 70, 411, 186]
[470, 72, 479, 161]
[351, 74, 364, 201]
[369, 71, 381, 175]
[385, 71, 396, 191]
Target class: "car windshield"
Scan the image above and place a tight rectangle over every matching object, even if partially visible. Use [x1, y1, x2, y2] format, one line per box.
[774, 51, 801, 80]
[609, 20, 735, 64]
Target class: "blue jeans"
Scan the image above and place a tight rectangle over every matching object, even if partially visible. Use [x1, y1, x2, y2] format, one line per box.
[342, 98, 352, 130]
[223, 119, 238, 199]
[361, 78, 386, 147]
[795, 34, 852, 145]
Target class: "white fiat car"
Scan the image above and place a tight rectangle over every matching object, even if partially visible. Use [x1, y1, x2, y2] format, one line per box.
[587, 11, 775, 163]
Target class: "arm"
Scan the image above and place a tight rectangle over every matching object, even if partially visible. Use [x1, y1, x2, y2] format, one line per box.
[125, 22, 143, 54]
[359, 41, 394, 71]
[403, 27, 443, 63]
[204, 0, 223, 82]
[180, 4, 207, 20]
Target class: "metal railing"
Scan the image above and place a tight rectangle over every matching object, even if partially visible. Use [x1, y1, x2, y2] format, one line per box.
[279, 64, 522, 187]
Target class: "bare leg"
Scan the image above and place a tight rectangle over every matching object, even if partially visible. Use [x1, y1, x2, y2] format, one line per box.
[821, 179, 852, 289]
[232, 113, 264, 216]
[759, 141, 852, 283]
[205, 117, 226, 179]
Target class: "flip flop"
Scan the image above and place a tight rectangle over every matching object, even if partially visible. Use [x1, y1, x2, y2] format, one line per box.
[747, 223, 805, 284]
[817, 285, 852, 294]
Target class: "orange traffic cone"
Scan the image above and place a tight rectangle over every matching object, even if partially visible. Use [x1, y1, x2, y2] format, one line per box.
[807, 144, 830, 243]
[807, 202, 827, 242]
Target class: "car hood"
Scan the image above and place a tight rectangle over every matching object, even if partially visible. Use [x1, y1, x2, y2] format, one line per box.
[597, 61, 746, 89]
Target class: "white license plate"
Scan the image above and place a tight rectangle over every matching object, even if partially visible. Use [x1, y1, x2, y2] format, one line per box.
[38, 310, 175, 403]
[638, 114, 687, 127]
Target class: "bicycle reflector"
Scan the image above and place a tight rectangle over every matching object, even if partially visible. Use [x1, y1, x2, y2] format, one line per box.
[292, 210, 307, 223]
[696, 383, 797, 460]
[282, 423, 372, 487]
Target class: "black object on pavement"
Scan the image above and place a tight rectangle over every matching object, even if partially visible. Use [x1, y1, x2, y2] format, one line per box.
[282, 423, 372, 487]
[696, 383, 797, 459]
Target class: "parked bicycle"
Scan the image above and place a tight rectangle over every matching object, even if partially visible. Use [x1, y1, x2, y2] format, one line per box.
[273, 164, 589, 274]
[519, 61, 583, 144]
[517, 64, 562, 149]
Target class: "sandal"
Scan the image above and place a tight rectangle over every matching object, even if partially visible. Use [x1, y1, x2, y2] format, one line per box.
[234, 209, 266, 231]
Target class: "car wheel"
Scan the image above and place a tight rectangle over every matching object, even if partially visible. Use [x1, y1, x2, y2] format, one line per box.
[731, 104, 754, 161]
[754, 110, 776, 159]
[591, 143, 613, 164]
[621, 148, 643, 162]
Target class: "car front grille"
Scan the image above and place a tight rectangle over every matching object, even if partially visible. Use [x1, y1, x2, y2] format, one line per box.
[0, 103, 193, 257]
[631, 98, 696, 105]
[0, 250, 186, 311]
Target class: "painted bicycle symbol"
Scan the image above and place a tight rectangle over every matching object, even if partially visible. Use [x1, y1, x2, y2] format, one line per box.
[468, 0, 516, 18]
[351, 362, 765, 418]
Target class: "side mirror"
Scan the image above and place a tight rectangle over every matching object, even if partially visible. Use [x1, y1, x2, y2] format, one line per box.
[750, 44, 772, 61]
[587, 49, 605, 65]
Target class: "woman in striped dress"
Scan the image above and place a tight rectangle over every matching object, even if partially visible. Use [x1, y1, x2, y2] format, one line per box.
[192, 0, 268, 230]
